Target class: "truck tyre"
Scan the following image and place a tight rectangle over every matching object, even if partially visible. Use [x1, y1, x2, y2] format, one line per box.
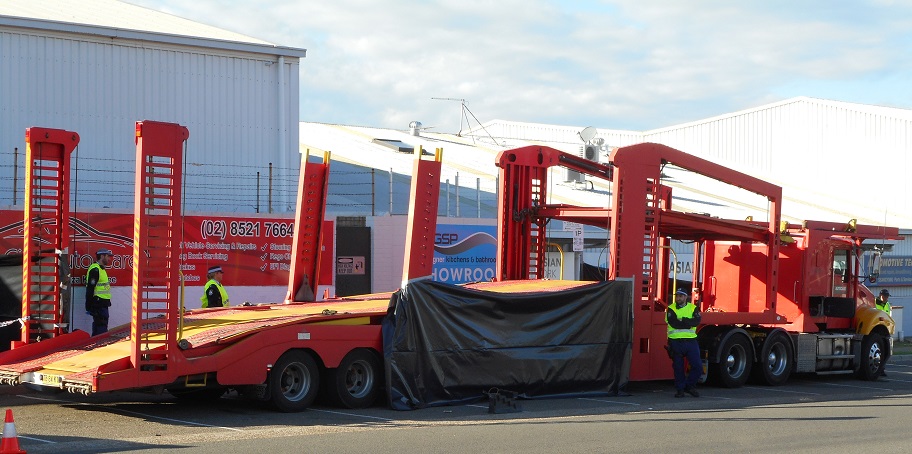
[269, 350, 320, 412]
[858, 334, 886, 381]
[325, 349, 382, 409]
[752, 332, 793, 386]
[711, 334, 753, 388]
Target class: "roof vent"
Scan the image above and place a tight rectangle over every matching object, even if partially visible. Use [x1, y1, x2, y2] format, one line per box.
[408, 121, 422, 136]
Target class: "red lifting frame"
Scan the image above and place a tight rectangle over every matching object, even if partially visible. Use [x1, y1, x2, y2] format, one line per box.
[21, 127, 80, 344]
[286, 149, 330, 303]
[130, 121, 189, 375]
[401, 147, 443, 284]
[495, 145, 614, 281]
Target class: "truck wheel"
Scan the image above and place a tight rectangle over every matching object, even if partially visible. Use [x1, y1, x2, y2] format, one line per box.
[858, 334, 886, 381]
[325, 349, 382, 409]
[752, 332, 793, 386]
[269, 350, 320, 412]
[712, 334, 753, 388]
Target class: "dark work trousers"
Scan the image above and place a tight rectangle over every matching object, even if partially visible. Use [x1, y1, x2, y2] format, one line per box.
[670, 338, 702, 390]
[89, 306, 110, 336]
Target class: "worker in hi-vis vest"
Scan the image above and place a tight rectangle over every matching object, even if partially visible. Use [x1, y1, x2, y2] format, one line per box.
[875, 289, 892, 316]
[666, 289, 702, 398]
[201, 265, 229, 308]
[85, 248, 114, 336]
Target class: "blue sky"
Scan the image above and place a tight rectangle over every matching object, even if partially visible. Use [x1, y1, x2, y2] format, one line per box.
[128, 0, 912, 133]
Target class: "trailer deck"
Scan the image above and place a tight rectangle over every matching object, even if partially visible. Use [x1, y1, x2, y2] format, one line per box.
[0, 294, 392, 391]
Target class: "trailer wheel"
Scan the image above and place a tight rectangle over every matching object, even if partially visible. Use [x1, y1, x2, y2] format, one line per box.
[269, 350, 320, 412]
[858, 334, 886, 381]
[711, 334, 753, 388]
[752, 332, 793, 386]
[325, 349, 382, 409]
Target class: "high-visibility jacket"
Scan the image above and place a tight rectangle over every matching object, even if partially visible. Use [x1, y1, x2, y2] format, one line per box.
[86, 263, 111, 300]
[200, 279, 229, 308]
[875, 297, 892, 315]
[666, 303, 698, 339]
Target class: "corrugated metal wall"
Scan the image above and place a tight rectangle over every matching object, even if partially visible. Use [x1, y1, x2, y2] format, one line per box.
[0, 27, 300, 213]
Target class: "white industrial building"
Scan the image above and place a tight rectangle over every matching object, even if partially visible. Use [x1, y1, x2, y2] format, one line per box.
[0, 0, 305, 213]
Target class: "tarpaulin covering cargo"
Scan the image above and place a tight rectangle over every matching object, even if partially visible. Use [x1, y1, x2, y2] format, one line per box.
[383, 279, 633, 410]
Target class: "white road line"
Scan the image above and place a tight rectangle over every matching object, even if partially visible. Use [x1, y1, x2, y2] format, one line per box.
[110, 408, 244, 431]
[744, 386, 821, 396]
[700, 396, 734, 400]
[21, 394, 243, 432]
[819, 382, 893, 392]
[466, 404, 488, 409]
[881, 377, 912, 383]
[20, 395, 68, 403]
[889, 364, 912, 368]
[17, 435, 55, 444]
[311, 408, 395, 421]
[577, 398, 641, 406]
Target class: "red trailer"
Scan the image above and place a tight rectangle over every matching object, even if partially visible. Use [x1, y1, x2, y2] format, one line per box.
[0, 122, 444, 411]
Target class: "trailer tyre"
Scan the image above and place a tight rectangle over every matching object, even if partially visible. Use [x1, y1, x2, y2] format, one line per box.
[325, 349, 382, 409]
[711, 334, 753, 388]
[269, 350, 320, 412]
[752, 332, 793, 386]
[858, 334, 886, 381]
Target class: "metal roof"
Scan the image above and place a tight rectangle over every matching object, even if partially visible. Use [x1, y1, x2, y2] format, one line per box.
[303, 115, 912, 229]
[0, 0, 306, 57]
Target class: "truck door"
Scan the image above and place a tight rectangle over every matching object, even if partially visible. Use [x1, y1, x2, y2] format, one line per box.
[831, 248, 850, 298]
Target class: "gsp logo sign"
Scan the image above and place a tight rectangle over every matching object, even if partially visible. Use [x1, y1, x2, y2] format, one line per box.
[431, 225, 496, 284]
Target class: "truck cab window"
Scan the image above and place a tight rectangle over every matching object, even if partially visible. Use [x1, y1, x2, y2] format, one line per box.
[832, 249, 850, 296]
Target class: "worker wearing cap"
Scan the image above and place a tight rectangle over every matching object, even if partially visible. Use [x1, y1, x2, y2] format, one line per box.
[85, 249, 114, 335]
[666, 289, 702, 397]
[874, 289, 893, 377]
[875, 289, 892, 316]
[201, 265, 229, 308]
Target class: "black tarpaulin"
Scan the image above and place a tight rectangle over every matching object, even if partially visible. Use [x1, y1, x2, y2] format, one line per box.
[383, 279, 633, 410]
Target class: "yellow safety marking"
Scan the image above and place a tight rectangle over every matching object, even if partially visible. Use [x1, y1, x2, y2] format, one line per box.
[308, 317, 371, 326]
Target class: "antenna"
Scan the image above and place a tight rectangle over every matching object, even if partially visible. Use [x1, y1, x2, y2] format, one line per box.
[432, 97, 467, 135]
[431, 97, 500, 145]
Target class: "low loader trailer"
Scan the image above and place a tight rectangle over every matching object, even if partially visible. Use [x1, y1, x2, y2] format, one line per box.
[0, 121, 444, 411]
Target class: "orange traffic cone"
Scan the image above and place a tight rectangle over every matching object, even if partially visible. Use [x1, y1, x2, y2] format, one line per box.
[0, 409, 26, 454]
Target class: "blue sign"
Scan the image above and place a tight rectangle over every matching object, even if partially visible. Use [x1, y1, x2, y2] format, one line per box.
[862, 254, 912, 287]
[432, 224, 497, 284]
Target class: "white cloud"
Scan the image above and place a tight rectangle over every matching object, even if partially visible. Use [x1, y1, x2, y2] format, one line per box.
[126, 0, 912, 132]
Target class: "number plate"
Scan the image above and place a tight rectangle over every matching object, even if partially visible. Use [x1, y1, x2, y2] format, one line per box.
[36, 373, 62, 386]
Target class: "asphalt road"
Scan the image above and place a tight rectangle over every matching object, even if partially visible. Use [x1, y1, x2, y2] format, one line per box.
[3, 357, 911, 454]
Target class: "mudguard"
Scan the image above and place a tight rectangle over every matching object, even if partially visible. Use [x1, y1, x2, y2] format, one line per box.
[855, 305, 894, 336]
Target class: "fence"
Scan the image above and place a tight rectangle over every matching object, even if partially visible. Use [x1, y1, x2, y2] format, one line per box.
[0, 149, 500, 218]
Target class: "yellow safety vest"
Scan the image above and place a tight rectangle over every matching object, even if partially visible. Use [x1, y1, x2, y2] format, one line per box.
[87, 263, 111, 299]
[667, 303, 698, 339]
[200, 279, 229, 308]
[875, 297, 892, 315]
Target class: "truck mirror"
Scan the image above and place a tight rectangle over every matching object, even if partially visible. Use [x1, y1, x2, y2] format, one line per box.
[868, 251, 882, 283]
